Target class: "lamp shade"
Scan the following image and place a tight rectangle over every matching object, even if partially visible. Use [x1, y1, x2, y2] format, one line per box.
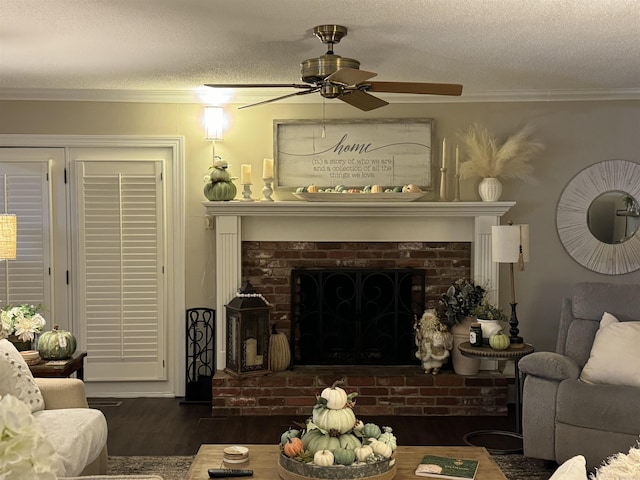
[0, 214, 17, 260]
[492, 224, 530, 263]
[204, 106, 224, 141]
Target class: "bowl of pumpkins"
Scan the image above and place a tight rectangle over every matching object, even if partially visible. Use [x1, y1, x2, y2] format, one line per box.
[277, 380, 397, 480]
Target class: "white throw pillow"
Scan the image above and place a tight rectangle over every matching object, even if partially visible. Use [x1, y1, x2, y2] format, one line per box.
[549, 455, 587, 480]
[0, 338, 45, 412]
[580, 312, 640, 387]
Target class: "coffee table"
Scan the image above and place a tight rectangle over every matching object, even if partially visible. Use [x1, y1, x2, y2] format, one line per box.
[186, 444, 507, 480]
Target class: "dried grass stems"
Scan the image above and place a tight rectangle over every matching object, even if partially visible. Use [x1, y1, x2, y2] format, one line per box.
[458, 123, 545, 183]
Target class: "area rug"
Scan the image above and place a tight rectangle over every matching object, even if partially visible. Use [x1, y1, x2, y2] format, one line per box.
[108, 454, 558, 480]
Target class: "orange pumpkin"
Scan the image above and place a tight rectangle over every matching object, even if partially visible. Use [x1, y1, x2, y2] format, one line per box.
[283, 437, 304, 457]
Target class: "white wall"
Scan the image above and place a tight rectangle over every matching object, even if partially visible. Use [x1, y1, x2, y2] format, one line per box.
[1, 98, 640, 354]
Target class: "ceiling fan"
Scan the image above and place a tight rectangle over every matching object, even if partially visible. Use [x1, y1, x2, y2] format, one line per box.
[205, 25, 463, 111]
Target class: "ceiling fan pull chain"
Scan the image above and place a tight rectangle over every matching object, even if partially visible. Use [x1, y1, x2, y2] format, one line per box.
[322, 98, 327, 138]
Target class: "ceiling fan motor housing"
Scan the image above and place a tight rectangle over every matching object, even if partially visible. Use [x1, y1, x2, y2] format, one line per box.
[301, 55, 360, 84]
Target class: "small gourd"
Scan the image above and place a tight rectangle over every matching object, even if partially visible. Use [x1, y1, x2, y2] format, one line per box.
[37, 324, 77, 360]
[354, 444, 373, 462]
[268, 325, 291, 372]
[361, 423, 382, 440]
[313, 449, 334, 466]
[369, 438, 393, 459]
[371, 184, 383, 193]
[320, 379, 348, 410]
[283, 437, 304, 458]
[280, 428, 300, 446]
[377, 426, 397, 451]
[402, 183, 422, 193]
[307, 184, 319, 193]
[489, 331, 511, 350]
[333, 447, 356, 466]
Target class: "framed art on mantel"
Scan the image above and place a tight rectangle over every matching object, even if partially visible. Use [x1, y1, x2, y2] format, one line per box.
[274, 118, 434, 190]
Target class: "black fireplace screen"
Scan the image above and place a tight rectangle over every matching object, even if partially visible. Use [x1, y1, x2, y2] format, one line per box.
[290, 268, 425, 365]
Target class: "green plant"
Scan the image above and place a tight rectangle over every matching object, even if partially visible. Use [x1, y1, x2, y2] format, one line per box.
[0, 304, 46, 342]
[471, 302, 505, 321]
[439, 278, 486, 325]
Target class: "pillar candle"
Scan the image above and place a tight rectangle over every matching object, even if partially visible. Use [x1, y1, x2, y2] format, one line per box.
[442, 138, 447, 169]
[241, 164, 252, 184]
[244, 338, 257, 366]
[262, 158, 274, 179]
[455, 145, 460, 176]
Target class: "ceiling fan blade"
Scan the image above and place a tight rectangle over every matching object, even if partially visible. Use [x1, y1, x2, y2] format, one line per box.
[338, 90, 389, 111]
[367, 81, 463, 96]
[205, 83, 312, 89]
[238, 88, 319, 109]
[326, 67, 377, 86]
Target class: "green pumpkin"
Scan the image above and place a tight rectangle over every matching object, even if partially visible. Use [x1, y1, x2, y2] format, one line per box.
[210, 166, 231, 182]
[312, 403, 356, 434]
[280, 428, 300, 446]
[301, 429, 361, 454]
[489, 331, 511, 350]
[204, 180, 237, 201]
[333, 447, 356, 466]
[361, 423, 382, 440]
[37, 324, 77, 360]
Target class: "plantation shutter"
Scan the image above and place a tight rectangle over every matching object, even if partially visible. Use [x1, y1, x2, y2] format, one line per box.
[75, 159, 165, 381]
[0, 161, 51, 308]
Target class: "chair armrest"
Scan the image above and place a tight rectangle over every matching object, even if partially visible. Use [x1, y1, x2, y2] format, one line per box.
[519, 352, 581, 381]
[34, 377, 89, 409]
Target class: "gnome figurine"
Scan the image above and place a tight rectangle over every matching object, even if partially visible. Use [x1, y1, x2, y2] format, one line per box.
[414, 309, 453, 374]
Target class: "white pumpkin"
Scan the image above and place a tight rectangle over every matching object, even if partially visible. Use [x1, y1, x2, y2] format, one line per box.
[313, 449, 334, 466]
[354, 444, 374, 462]
[320, 380, 348, 409]
[369, 438, 393, 459]
[312, 403, 356, 434]
[377, 426, 397, 451]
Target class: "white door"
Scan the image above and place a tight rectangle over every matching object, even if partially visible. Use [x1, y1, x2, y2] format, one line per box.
[69, 148, 168, 381]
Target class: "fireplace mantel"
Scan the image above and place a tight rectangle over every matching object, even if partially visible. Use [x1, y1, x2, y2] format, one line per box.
[204, 201, 515, 368]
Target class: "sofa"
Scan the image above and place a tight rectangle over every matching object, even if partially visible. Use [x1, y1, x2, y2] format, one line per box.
[519, 282, 640, 470]
[0, 338, 108, 477]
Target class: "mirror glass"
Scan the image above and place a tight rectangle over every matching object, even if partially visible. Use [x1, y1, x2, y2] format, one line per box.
[587, 191, 640, 244]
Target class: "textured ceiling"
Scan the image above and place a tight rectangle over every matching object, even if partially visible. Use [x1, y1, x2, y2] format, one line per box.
[1, 0, 639, 103]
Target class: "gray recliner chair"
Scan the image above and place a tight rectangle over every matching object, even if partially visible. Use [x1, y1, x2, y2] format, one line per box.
[518, 282, 640, 470]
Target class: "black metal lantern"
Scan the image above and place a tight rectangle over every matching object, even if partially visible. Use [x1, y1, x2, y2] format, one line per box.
[224, 281, 272, 378]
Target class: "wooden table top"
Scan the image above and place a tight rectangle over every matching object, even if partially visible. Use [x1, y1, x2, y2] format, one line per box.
[186, 444, 507, 480]
[458, 342, 534, 360]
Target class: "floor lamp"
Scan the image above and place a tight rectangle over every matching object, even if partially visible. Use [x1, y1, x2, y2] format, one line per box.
[492, 222, 530, 347]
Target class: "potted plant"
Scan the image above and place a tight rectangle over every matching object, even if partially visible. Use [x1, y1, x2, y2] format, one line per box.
[440, 279, 486, 375]
[471, 302, 505, 344]
[0, 304, 47, 351]
[458, 123, 544, 201]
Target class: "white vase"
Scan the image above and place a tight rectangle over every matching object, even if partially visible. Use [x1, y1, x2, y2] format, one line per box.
[478, 177, 502, 202]
[450, 317, 481, 375]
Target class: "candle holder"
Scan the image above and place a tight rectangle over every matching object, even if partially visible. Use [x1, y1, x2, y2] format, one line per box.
[241, 184, 254, 202]
[261, 177, 274, 202]
[439, 167, 448, 201]
[453, 174, 461, 202]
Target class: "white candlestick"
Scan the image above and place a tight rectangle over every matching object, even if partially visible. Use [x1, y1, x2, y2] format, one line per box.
[455, 145, 460, 176]
[263, 158, 274, 179]
[442, 138, 447, 169]
[241, 164, 252, 184]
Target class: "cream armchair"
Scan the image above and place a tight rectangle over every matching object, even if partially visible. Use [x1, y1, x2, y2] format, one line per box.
[35, 377, 109, 476]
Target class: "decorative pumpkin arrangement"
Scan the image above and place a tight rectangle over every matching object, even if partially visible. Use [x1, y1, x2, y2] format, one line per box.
[278, 379, 398, 476]
[37, 324, 77, 360]
[203, 156, 237, 201]
[489, 331, 511, 350]
[268, 324, 291, 372]
[295, 183, 422, 194]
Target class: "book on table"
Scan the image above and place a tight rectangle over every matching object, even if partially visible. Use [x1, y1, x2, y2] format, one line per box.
[414, 454, 479, 479]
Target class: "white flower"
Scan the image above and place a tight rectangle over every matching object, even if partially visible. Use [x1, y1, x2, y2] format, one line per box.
[0, 394, 61, 479]
[0, 304, 47, 341]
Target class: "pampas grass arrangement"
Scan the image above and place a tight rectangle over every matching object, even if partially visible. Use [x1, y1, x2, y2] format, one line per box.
[458, 123, 545, 183]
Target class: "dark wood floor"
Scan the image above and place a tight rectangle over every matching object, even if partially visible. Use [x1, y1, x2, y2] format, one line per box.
[90, 397, 519, 456]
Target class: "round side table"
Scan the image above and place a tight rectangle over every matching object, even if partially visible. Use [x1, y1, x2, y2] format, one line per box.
[458, 341, 534, 454]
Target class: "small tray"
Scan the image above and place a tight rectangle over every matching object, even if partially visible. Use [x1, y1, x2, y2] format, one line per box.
[293, 192, 425, 203]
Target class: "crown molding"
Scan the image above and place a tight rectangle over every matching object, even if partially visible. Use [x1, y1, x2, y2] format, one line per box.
[1, 87, 640, 104]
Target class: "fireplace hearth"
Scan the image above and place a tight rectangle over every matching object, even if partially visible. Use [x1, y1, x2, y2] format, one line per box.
[291, 268, 425, 366]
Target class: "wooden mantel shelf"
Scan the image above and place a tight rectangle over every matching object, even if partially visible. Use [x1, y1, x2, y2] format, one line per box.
[203, 200, 515, 217]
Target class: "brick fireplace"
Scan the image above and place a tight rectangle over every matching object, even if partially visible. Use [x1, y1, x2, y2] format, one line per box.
[204, 201, 514, 416]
